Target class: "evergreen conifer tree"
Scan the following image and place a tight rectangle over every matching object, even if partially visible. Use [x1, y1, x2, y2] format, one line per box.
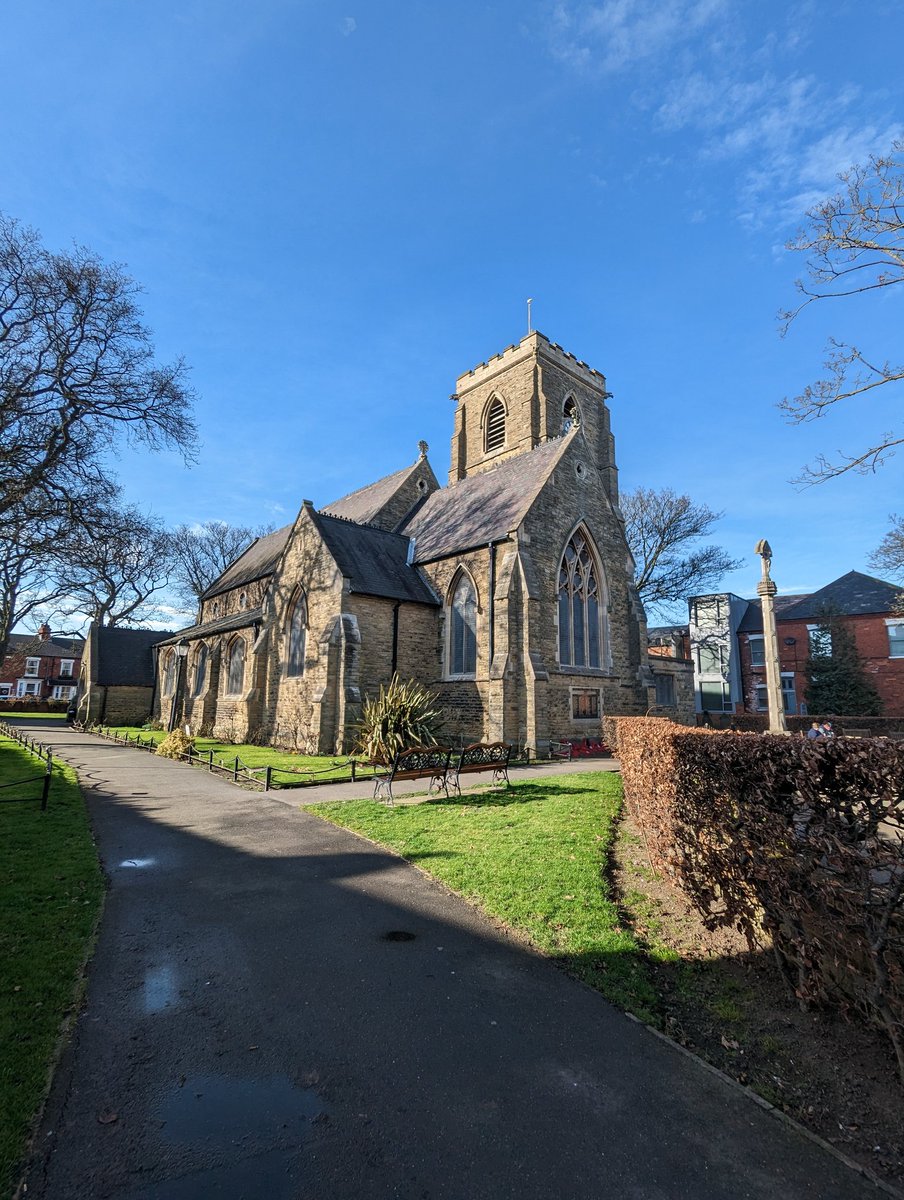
[804, 610, 883, 716]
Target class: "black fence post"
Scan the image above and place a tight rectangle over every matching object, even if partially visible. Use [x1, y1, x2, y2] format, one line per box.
[351, 759, 356, 782]
[233, 756, 239, 782]
[265, 766, 271, 792]
[41, 754, 51, 811]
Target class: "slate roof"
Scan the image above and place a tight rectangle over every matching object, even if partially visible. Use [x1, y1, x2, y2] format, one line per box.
[779, 571, 903, 621]
[93, 627, 171, 687]
[201, 525, 292, 600]
[7, 633, 84, 659]
[324, 461, 426, 526]
[648, 625, 689, 639]
[400, 436, 570, 562]
[309, 512, 439, 605]
[156, 608, 265, 646]
[736, 572, 902, 631]
[736, 594, 810, 633]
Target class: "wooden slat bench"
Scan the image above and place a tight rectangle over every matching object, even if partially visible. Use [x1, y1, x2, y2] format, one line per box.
[447, 742, 512, 796]
[373, 745, 453, 805]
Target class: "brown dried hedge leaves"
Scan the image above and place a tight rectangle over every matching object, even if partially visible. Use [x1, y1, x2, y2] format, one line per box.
[615, 718, 904, 1083]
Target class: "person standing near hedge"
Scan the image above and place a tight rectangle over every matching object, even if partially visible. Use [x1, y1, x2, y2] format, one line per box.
[807, 721, 824, 740]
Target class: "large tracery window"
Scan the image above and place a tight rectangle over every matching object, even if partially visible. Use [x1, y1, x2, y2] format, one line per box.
[448, 573, 478, 676]
[286, 591, 307, 677]
[558, 531, 603, 668]
[226, 638, 245, 695]
[485, 397, 506, 452]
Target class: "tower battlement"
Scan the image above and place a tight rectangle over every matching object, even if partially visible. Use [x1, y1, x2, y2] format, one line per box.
[456, 331, 606, 397]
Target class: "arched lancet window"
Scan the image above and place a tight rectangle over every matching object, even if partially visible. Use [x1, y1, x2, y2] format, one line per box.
[563, 396, 579, 433]
[448, 572, 478, 676]
[286, 590, 307, 677]
[558, 530, 604, 668]
[226, 638, 245, 695]
[162, 649, 176, 695]
[485, 397, 506, 452]
[192, 643, 208, 697]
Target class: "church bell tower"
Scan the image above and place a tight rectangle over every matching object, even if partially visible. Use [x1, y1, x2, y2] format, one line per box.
[448, 332, 619, 502]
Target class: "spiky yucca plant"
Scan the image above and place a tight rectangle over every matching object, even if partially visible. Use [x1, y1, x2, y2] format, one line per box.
[353, 675, 444, 764]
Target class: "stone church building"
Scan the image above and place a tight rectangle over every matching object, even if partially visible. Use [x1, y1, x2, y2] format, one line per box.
[154, 332, 658, 753]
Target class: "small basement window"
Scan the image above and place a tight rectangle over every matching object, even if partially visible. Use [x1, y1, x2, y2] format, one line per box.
[572, 689, 600, 719]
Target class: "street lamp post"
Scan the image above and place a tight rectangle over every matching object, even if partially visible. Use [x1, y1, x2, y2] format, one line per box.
[755, 539, 788, 735]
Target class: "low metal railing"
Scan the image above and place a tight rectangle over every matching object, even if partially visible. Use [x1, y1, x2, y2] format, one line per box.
[0, 720, 54, 809]
[78, 724, 383, 792]
[76, 724, 538, 796]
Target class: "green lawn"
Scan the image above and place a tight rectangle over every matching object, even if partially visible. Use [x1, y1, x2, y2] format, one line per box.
[0, 712, 67, 720]
[92, 725, 377, 785]
[0, 742, 103, 1200]
[309, 773, 664, 1019]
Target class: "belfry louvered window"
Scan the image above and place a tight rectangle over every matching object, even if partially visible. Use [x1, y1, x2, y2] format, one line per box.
[558, 531, 603, 668]
[485, 397, 506, 451]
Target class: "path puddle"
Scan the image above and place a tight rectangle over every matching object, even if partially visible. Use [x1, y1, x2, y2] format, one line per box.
[160, 1074, 324, 1144]
[119, 857, 157, 869]
[143, 965, 179, 1014]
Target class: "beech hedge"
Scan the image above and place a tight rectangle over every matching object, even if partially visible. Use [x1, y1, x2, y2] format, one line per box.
[615, 718, 904, 1083]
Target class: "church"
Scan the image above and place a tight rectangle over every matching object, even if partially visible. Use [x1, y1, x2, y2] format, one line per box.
[153, 332, 659, 754]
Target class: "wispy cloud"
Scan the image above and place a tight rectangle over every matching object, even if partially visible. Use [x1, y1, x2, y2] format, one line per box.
[545, 1, 901, 224]
[550, 0, 731, 72]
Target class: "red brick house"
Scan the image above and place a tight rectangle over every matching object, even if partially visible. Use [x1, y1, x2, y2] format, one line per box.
[0, 625, 84, 703]
[735, 572, 904, 716]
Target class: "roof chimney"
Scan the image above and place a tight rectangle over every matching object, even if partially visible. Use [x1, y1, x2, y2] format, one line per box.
[37, 623, 51, 642]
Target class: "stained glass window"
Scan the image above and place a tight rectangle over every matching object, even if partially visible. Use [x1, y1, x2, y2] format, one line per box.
[558, 532, 603, 668]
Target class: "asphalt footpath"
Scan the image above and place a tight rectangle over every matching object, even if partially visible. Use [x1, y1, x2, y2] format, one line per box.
[14, 722, 889, 1199]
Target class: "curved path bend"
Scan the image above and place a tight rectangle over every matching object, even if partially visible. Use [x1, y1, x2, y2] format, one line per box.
[18, 723, 886, 1199]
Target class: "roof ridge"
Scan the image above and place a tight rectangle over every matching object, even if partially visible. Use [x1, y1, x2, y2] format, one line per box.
[323, 458, 421, 511]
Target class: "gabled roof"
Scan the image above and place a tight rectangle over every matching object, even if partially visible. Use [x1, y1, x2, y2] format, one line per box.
[93, 627, 170, 687]
[400, 435, 571, 562]
[156, 608, 264, 646]
[7, 633, 84, 659]
[736, 594, 810, 633]
[778, 571, 903, 621]
[201, 525, 292, 600]
[324, 460, 430, 526]
[309, 511, 439, 605]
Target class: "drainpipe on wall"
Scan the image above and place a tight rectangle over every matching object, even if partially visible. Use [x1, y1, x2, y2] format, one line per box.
[391, 601, 401, 677]
[488, 542, 497, 664]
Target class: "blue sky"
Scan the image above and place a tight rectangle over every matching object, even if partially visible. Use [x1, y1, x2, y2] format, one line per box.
[5, 1, 903, 621]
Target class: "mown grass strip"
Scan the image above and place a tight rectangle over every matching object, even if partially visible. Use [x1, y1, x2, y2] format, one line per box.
[0, 743, 103, 1200]
[93, 725, 370, 780]
[309, 772, 662, 1019]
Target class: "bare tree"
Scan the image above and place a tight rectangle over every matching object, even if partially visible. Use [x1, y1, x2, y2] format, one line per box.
[622, 487, 742, 619]
[170, 520, 274, 606]
[780, 143, 904, 483]
[0, 212, 197, 517]
[0, 502, 71, 663]
[54, 504, 176, 627]
[869, 515, 904, 582]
